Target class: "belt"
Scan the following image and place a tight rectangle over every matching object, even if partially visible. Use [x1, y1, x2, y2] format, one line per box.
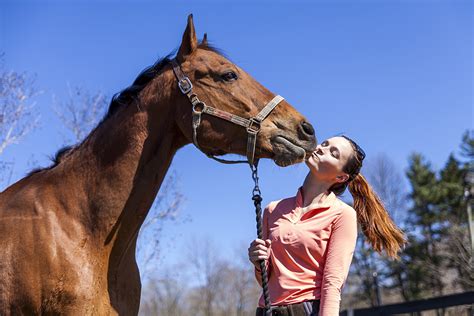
[256, 300, 320, 316]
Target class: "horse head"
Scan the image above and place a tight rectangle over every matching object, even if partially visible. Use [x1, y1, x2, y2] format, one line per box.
[172, 15, 317, 166]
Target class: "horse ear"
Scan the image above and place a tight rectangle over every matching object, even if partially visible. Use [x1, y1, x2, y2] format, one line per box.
[202, 33, 208, 46]
[177, 14, 198, 62]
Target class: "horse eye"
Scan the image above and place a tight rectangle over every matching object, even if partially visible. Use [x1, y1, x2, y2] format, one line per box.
[222, 71, 238, 82]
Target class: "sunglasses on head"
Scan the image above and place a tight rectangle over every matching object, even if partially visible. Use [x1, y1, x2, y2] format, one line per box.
[341, 135, 366, 161]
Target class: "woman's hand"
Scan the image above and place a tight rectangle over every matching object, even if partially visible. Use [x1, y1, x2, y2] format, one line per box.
[248, 238, 272, 267]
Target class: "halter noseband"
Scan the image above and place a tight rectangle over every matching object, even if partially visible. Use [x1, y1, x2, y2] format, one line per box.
[171, 59, 284, 166]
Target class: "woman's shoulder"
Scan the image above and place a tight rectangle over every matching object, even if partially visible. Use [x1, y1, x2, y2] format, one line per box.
[265, 195, 296, 214]
[333, 197, 357, 219]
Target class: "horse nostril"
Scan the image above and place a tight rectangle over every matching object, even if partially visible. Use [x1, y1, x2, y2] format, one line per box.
[301, 121, 315, 136]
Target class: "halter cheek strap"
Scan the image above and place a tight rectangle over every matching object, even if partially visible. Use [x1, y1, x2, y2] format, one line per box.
[171, 59, 284, 166]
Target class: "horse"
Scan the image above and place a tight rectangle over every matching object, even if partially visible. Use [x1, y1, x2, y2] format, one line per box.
[0, 15, 316, 315]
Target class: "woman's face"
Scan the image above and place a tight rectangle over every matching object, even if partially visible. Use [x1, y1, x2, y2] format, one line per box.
[305, 136, 354, 184]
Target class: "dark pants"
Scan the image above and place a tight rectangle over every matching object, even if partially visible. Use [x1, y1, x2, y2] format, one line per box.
[256, 300, 320, 316]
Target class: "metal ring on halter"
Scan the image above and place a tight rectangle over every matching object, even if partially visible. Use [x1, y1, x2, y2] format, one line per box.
[192, 101, 206, 114]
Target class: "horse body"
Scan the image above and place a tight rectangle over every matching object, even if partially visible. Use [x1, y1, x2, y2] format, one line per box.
[1, 77, 181, 314]
[0, 15, 316, 315]
[1, 92, 178, 314]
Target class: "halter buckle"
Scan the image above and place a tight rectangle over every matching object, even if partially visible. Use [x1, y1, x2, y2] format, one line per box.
[178, 77, 193, 94]
[247, 118, 261, 134]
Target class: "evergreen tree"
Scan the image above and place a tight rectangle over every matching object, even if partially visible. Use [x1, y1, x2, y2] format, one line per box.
[404, 154, 446, 297]
[460, 130, 474, 162]
[438, 131, 473, 291]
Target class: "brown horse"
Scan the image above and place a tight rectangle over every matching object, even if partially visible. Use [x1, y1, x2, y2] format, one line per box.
[0, 15, 316, 315]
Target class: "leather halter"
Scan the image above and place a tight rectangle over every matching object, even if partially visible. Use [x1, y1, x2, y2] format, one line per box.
[171, 59, 284, 166]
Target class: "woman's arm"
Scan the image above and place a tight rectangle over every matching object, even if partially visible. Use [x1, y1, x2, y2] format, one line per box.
[320, 206, 358, 316]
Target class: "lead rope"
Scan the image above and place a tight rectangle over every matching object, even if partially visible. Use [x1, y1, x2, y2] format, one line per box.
[251, 161, 272, 316]
[170, 59, 278, 314]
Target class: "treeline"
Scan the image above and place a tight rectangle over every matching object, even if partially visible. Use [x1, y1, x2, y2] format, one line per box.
[139, 239, 262, 316]
[139, 131, 473, 316]
[2, 59, 471, 315]
[345, 130, 473, 313]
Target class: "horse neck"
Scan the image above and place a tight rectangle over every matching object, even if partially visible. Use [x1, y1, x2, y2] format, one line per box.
[68, 67, 188, 249]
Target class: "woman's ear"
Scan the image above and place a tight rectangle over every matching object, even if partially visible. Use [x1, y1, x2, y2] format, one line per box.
[336, 173, 350, 183]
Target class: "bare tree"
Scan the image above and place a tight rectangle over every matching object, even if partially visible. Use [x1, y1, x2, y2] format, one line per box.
[0, 56, 40, 155]
[368, 154, 409, 303]
[137, 170, 184, 282]
[139, 239, 264, 316]
[0, 55, 40, 188]
[182, 238, 262, 316]
[185, 237, 224, 316]
[346, 153, 407, 307]
[366, 153, 407, 225]
[228, 243, 262, 316]
[139, 266, 187, 316]
[53, 84, 107, 142]
[444, 224, 473, 290]
[443, 132, 474, 292]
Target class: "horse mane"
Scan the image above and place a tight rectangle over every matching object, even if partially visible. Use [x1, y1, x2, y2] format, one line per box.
[27, 42, 223, 176]
[27, 146, 74, 176]
[103, 54, 173, 121]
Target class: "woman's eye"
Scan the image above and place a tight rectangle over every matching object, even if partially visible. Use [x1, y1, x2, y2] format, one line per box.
[221, 71, 238, 81]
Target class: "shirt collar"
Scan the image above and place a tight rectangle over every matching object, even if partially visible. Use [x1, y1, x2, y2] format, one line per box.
[295, 186, 336, 209]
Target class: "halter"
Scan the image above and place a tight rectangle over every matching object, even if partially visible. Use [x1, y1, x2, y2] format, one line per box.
[171, 59, 284, 167]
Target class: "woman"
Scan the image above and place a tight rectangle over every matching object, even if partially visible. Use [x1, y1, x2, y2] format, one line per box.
[248, 135, 406, 316]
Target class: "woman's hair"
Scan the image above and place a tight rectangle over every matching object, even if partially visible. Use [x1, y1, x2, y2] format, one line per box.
[329, 135, 406, 259]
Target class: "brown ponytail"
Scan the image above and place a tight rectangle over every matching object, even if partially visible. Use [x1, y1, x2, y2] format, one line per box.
[330, 135, 407, 259]
[349, 173, 406, 259]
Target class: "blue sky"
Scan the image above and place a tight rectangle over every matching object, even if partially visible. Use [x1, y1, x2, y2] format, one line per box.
[1, 1, 472, 280]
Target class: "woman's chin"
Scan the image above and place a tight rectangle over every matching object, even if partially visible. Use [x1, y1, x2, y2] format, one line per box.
[305, 155, 318, 166]
[305, 159, 319, 171]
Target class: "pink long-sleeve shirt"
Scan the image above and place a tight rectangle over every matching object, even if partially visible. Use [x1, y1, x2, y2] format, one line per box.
[255, 187, 358, 316]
